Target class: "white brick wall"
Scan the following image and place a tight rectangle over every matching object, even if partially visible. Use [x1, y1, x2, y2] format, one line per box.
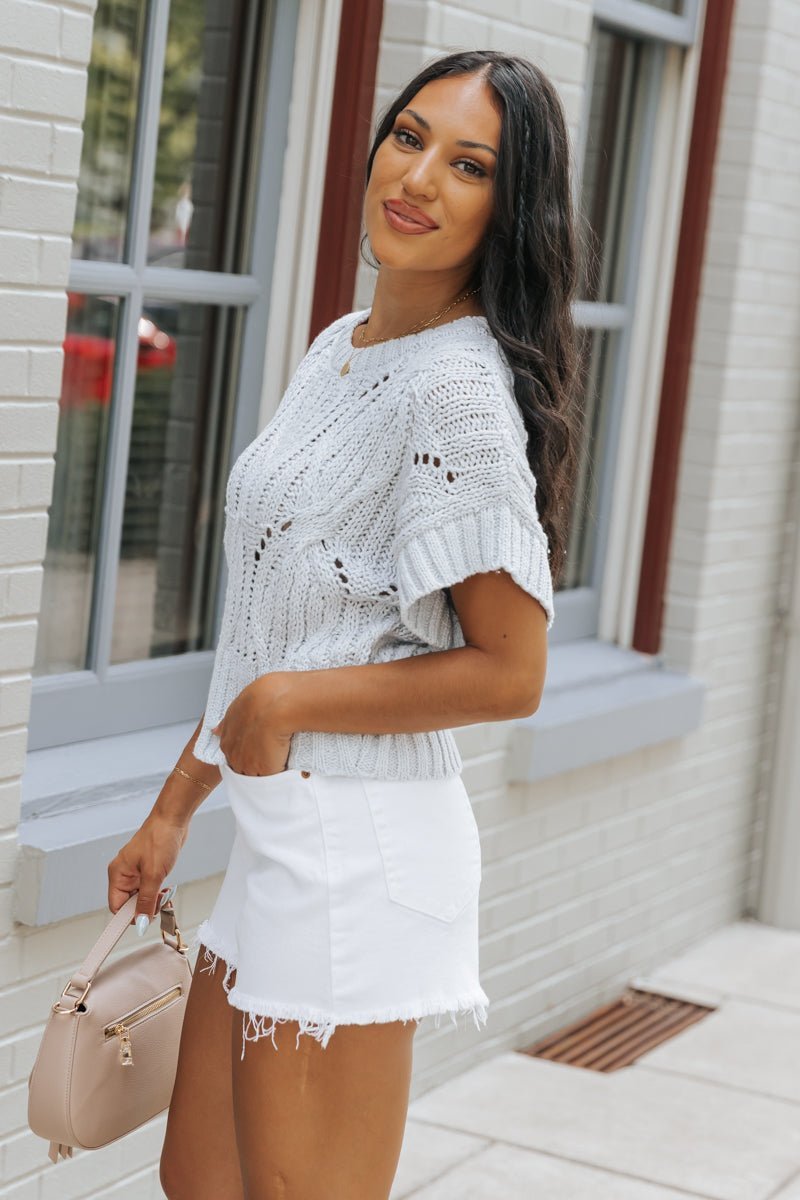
[665, 0, 800, 918]
[1, 0, 799, 1193]
[359, 0, 800, 1099]
[0, 3, 108, 1195]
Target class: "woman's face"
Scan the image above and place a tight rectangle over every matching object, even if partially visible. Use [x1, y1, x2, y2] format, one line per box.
[364, 73, 501, 277]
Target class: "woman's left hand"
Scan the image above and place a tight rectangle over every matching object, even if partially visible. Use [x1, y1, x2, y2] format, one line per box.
[211, 673, 294, 777]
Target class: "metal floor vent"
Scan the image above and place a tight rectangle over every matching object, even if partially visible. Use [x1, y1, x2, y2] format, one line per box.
[519, 987, 716, 1072]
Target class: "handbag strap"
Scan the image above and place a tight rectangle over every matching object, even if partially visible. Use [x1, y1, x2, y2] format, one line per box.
[58, 890, 182, 1009]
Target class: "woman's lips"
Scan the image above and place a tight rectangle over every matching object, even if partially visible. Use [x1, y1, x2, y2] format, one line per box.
[383, 202, 438, 234]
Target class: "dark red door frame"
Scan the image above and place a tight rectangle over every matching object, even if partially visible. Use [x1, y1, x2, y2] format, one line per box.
[308, 0, 385, 347]
[633, 0, 737, 653]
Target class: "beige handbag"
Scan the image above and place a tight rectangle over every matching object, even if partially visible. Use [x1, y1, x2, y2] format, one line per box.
[27, 890, 193, 1164]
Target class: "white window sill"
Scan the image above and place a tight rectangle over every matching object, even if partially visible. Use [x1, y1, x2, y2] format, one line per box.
[15, 641, 705, 926]
[15, 720, 235, 927]
[508, 639, 705, 782]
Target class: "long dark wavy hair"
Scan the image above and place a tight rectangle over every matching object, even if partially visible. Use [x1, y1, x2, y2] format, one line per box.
[362, 50, 582, 585]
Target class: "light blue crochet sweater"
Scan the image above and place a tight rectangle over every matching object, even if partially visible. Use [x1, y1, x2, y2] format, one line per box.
[193, 308, 554, 779]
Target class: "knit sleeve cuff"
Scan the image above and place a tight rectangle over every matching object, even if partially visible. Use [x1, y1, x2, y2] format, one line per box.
[395, 502, 555, 648]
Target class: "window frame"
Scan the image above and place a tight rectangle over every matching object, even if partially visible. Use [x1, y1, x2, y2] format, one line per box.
[594, 0, 702, 44]
[555, 0, 702, 645]
[27, 0, 301, 751]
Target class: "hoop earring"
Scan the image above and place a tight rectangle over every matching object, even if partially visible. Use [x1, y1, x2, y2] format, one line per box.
[360, 232, 380, 270]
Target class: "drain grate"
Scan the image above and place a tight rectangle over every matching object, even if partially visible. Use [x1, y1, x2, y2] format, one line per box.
[519, 987, 716, 1072]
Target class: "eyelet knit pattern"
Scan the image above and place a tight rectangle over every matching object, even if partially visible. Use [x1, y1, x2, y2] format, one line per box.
[192, 308, 555, 779]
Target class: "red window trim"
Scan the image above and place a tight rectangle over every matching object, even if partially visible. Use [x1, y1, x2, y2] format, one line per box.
[308, 0, 384, 346]
[633, 0, 737, 653]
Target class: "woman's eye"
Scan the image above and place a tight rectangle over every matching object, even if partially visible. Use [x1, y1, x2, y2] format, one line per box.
[457, 159, 486, 177]
[393, 127, 421, 149]
[391, 128, 486, 178]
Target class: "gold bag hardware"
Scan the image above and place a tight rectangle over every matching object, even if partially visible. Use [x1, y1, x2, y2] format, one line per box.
[27, 891, 194, 1164]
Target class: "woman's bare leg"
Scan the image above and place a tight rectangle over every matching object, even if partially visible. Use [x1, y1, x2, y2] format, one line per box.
[160, 949, 245, 1200]
[231, 1017, 417, 1200]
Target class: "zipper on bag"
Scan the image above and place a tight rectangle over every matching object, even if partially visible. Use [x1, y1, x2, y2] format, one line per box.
[103, 984, 182, 1066]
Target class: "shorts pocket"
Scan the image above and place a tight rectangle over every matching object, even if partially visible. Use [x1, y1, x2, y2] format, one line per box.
[362, 775, 482, 923]
[219, 760, 305, 856]
[220, 758, 291, 783]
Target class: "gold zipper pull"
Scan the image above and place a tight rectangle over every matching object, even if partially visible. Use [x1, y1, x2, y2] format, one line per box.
[110, 1023, 134, 1066]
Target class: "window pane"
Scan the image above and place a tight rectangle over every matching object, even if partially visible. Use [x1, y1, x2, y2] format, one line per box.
[109, 301, 244, 664]
[148, 0, 267, 272]
[578, 29, 644, 303]
[71, 0, 147, 263]
[562, 326, 620, 590]
[34, 296, 120, 674]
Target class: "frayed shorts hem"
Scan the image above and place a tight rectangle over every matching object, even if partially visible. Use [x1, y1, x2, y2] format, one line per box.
[190, 922, 490, 1059]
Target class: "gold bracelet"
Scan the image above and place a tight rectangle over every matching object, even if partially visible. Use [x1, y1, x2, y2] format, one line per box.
[171, 765, 214, 793]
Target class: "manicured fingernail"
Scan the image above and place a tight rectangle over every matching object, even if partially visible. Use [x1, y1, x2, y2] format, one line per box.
[136, 914, 150, 936]
[161, 885, 176, 905]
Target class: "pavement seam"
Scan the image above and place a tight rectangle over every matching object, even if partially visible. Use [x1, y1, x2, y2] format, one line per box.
[398, 1135, 495, 1199]
[633, 1060, 800, 1109]
[764, 1163, 800, 1200]
[403, 1119, 719, 1199]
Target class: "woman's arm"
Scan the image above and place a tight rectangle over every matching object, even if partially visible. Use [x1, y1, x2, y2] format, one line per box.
[156, 714, 223, 816]
[214, 569, 548, 774]
[107, 714, 222, 919]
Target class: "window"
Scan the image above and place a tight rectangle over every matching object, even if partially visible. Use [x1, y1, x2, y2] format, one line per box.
[559, 0, 701, 640]
[28, 0, 299, 750]
[593, 0, 700, 41]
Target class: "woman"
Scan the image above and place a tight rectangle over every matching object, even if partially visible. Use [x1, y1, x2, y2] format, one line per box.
[107, 48, 580, 1200]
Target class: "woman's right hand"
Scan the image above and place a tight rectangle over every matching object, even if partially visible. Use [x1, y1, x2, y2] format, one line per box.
[107, 809, 190, 925]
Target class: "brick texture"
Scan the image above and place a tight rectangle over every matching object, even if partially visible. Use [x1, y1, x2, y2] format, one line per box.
[1, 0, 799, 1194]
[0, 2, 97, 1192]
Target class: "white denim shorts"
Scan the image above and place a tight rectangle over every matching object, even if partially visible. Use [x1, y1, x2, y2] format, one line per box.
[189, 762, 490, 1058]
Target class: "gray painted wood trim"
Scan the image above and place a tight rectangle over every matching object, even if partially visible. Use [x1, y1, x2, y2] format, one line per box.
[508, 640, 706, 782]
[16, 642, 705, 925]
[755, 457, 800, 928]
[593, 0, 701, 46]
[15, 786, 235, 927]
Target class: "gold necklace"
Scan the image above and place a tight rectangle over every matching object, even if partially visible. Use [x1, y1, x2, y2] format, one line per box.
[339, 286, 481, 377]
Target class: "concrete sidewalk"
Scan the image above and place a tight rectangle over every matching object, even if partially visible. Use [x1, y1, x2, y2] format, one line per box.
[391, 919, 800, 1199]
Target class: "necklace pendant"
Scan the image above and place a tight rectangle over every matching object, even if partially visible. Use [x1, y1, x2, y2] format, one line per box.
[340, 359, 351, 376]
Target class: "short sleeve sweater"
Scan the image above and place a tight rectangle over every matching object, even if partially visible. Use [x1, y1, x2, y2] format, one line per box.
[192, 307, 555, 779]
